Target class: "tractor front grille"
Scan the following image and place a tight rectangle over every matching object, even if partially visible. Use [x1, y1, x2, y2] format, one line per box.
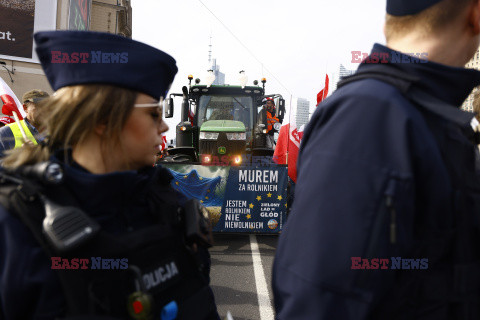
[199, 132, 246, 157]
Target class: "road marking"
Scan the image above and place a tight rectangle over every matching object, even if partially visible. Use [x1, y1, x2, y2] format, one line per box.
[249, 234, 274, 320]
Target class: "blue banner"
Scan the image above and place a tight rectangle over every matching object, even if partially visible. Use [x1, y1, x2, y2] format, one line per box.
[161, 164, 288, 233]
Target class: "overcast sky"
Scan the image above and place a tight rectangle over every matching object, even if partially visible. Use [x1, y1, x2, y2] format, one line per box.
[132, 0, 386, 139]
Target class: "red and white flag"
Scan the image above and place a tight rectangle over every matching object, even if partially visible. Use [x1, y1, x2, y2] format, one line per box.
[160, 135, 167, 152]
[273, 123, 304, 183]
[0, 76, 26, 119]
[316, 74, 329, 106]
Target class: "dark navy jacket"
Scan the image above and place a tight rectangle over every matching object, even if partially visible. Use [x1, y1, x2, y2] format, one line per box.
[0, 158, 193, 319]
[273, 44, 480, 319]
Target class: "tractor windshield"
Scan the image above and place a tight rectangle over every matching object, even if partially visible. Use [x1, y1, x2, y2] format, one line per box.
[198, 95, 254, 134]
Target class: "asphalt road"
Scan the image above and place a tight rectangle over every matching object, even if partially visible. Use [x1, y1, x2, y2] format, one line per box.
[210, 233, 278, 320]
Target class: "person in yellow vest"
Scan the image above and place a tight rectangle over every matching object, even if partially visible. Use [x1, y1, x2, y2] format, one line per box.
[0, 89, 49, 155]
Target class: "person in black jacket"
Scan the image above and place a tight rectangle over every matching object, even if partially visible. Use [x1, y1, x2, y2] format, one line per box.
[0, 31, 219, 320]
[273, 0, 480, 319]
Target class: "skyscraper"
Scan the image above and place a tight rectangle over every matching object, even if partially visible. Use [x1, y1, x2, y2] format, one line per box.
[211, 58, 225, 85]
[296, 98, 310, 129]
[330, 64, 356, 93]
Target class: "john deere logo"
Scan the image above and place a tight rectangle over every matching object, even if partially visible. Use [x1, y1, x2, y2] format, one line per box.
[218, 147, 226, 154]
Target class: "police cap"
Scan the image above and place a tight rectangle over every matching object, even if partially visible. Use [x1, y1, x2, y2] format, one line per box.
[387, 0, 443, 16]
[34, 31, 178, 100]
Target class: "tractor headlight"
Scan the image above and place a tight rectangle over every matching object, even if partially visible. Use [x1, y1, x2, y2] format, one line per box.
[199, 132, 219, 140]
[273, 122, 282, 131]
[226, 132, 246, 140]
[202, 154, 212, 164]
[233, 155, 242, 165]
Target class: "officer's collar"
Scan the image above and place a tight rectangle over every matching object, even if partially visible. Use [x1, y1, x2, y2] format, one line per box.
[50, 149, 159, 211]
[357, 43, 480, 107]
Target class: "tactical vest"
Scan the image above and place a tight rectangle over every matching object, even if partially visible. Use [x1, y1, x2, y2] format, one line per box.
[6, 120, 38, 148]
[338, 68, 480, 319]
[0, 165, 218, 320]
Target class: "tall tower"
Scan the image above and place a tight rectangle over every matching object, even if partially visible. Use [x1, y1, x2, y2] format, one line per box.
[207, 36, 225, 85]
[211, 59, 225, 85]
[208, 35, 212, 65]
[330, 64, 356, 93]
[295, 98, 310, 129]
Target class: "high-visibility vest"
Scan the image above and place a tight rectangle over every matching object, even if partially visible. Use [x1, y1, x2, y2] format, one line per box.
[266, 111, 280, 133]
[7, 120, 38, 149]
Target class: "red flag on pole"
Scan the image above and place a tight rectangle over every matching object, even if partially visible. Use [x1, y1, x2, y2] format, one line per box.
[316, 74, 329, 106]
[0, 76, 26, 119]
[273, 123, 303, 183]
[160, 135, 167, 152]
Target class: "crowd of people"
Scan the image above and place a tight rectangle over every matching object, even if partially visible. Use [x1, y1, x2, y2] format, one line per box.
[0, 0, 480, 319]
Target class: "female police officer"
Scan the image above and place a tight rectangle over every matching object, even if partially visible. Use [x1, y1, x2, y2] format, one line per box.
[0, 31, 219, 319]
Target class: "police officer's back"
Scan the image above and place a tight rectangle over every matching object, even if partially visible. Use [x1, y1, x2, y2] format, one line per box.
[0, 31, 219, 320]
[273, 0, 480, 319]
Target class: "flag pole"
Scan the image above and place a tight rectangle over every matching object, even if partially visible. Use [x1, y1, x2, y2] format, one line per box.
[286, 94, 293, 164]
[11, 111, 28, 142]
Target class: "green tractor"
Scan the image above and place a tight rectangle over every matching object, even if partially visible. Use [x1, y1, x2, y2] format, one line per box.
[164, 76, 285, 165]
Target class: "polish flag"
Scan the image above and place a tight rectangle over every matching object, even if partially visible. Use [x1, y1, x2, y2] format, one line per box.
[273, 123, 304, 183]
[316, 74, 329, 106]
[0, 76, 26, 119]
[160, 135, 167, 152]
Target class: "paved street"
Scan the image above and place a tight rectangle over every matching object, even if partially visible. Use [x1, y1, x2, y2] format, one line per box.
[210, 234, 278, 320]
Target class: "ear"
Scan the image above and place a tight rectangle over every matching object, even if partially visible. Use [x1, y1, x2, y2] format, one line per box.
[468, 0, 480, 35]
[94, 124, 106, 136]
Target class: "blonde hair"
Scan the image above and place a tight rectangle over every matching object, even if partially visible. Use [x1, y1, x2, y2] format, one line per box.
[2, 84, 137, 169]
[385, 0, 474, 41]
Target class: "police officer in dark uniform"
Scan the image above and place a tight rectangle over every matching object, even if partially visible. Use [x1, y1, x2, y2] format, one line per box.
[273, 0, 480, 319]
[0, 31, 219, 320]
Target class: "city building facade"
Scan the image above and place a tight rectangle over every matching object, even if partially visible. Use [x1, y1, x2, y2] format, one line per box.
[330, 64, 356, 94]
[462, 49, 480, 112]
[295, 98, 310, 129]
[0, 0, 132, 104]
